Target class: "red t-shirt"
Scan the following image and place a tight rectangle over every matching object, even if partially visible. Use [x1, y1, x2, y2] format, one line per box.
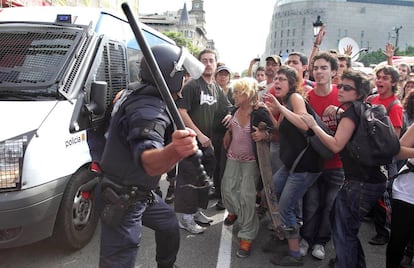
[308, 85, 343, 170]
[367, 94, 403, 128]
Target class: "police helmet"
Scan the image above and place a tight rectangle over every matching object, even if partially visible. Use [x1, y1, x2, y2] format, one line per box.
[140, 44, 204, 94]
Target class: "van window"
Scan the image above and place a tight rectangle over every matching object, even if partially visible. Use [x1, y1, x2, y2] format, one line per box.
[0, 26, 84, 93]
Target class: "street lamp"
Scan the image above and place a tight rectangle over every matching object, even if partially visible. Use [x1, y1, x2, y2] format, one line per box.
[393, 26, 403, 48]
[313, 15, 323, 37]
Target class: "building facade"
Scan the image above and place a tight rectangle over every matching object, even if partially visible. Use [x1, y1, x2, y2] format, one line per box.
[139, 0, 213, 50]
[266, 0, 414, 63]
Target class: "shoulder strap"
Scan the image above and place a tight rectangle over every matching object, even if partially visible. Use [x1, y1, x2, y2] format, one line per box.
[366, 93, 378, 104]
[391, 161, 414, 180]
[386, 98, 401, 115]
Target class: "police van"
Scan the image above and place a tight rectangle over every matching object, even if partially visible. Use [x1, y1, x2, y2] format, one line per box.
[0, 6, 175, 249]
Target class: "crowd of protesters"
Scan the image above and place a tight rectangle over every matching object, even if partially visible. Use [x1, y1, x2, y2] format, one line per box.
[91, 24, 414, 267]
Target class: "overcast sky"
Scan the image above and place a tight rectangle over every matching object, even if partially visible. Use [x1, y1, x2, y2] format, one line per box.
[138, 0, 276, 73]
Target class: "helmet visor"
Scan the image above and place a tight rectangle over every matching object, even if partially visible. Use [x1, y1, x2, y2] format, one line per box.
[170, 47, 205, 79]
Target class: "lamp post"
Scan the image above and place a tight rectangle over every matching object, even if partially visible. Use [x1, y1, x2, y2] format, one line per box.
[313, 15, 323, 37]
[393, 26, 403, 48]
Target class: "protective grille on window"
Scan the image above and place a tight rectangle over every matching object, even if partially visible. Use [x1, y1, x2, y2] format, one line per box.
[0, 30, 80, 87]
[0, 142, 22, 191]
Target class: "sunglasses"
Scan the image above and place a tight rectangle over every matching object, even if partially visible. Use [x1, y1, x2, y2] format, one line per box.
[338, 84, 356, 91]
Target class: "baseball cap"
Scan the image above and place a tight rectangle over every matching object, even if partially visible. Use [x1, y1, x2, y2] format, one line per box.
[265, 55, 282, 65]
[216, 65, 231, 75]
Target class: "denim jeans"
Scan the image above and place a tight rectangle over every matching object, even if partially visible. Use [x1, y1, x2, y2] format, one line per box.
[331, 179, 386, 268]
[270, 142, 283, 175]
[301, 168, 344, 246]
[273, 165, 321, 238]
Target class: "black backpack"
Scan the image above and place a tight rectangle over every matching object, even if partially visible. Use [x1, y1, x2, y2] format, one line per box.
[367, 94, 407, 138]
[345, 101, 400, 167]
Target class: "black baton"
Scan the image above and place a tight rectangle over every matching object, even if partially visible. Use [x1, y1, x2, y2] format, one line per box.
[121, 3, 212, 189]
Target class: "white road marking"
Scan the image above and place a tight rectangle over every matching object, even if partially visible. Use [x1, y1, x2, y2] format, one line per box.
[216, 211, 233, 268]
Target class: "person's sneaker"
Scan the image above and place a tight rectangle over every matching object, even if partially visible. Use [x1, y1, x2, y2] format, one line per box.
[236, 239, 252, 258]
[368, 234, 389, 245]
[224, 214, 238, 226]
[311, 244, 325, 260]
[299, 239, 309, 257]
[165, 186, 175, 204]
[270, 254, 303, 266]
[194, 211, 213, 224]
[179, 217, 206, 234]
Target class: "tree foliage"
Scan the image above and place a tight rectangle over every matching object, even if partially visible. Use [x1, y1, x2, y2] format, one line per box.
[359, 45, 414, 66]
[163, 31, 201, 57]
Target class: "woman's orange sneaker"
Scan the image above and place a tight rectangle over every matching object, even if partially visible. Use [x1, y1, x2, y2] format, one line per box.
[236, 239, 252, 258]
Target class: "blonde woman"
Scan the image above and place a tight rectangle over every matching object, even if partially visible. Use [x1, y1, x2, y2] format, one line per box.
[221, 77, 273, 258]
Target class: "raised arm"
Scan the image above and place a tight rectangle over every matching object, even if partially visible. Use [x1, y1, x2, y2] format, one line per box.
[383, 42, 395, 66]
[308, 24, 326, 75]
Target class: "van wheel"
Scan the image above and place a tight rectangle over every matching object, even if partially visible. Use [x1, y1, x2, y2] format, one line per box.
[54, 168, 100, 249]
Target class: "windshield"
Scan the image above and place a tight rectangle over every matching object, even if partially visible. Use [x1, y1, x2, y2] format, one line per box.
[0, 24, 86, 99]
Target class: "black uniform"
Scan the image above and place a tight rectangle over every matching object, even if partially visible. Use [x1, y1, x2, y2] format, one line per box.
[98, 86, 179, 268]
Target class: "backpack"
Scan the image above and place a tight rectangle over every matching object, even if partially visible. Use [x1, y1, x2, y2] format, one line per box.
[345, 101, 400, 167]
[367, 94, 407, 138]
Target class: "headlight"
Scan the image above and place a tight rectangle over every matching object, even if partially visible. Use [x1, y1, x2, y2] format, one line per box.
[0, 131, 35, 191]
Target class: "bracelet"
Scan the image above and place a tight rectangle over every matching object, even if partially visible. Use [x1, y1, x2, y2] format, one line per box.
[313, 43, 319, 48]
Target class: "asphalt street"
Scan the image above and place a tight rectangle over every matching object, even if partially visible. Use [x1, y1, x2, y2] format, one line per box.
[0, 176, 408, 268]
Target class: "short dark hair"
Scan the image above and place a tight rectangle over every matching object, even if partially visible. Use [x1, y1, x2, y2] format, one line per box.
[198, 48, 217, 61]
[375, 65, 399, 93]
[312, 52, 339, 71]
[288, 51, 308, 65]
[277, 65, 299, 95]
[337, 54, 352, 69]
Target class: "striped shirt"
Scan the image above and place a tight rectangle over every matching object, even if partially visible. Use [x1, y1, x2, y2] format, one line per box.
[227, 112, 256, 162]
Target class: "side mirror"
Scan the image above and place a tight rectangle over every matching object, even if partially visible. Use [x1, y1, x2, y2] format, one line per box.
[69, 81, 108, 133]
[69, 91, 89, 133]
[86, 81, 107, 116]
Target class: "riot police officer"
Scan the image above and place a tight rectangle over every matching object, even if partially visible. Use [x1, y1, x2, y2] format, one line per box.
[98, 44, 203, 268]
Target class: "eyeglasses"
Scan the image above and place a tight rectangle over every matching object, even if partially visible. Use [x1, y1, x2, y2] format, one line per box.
[338, 84, 356, 91]
[274, 77, 288, 82]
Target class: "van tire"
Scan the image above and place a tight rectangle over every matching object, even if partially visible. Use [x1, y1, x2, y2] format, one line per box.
[54, 168, 100, 249]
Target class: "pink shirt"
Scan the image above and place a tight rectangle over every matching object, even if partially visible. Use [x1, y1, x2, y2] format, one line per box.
[227, 110, 256, 162]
